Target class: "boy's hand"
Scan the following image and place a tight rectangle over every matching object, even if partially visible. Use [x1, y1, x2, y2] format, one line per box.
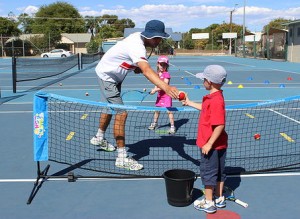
[201, 143, 213, 155]
[180, 92, 189, 106]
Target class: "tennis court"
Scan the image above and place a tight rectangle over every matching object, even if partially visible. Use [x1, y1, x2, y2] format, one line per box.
[0, 55, 300, 219]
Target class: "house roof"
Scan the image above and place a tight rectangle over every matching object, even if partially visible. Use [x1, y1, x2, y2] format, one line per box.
[124, 28, 182, 41]
[262, 28, 288, 35]
[61, 33, 92, 43]
[5, 34, 44, 43]
[5, 33, 92, 44]
[282, 19, 300, 26]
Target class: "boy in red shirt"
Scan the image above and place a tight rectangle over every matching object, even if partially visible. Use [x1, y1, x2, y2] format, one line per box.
[181, 65, 228, 214]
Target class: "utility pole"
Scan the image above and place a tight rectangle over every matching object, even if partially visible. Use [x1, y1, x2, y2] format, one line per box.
[229, 4, 238, 55]
[242, 0, 246, 58]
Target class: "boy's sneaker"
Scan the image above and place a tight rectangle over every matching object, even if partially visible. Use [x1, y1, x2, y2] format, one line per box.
[115, 157, 143, 171]
[148, 123, 157, 130]
[90, 137, 116, 152]
[194, 199, 217, 214]
[215, 196, 226, 208]
[168, 126, 176, 134]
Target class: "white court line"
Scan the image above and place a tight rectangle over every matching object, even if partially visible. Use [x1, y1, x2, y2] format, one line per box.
[1, 172, 300, 183]
[269, 109, 300, 124]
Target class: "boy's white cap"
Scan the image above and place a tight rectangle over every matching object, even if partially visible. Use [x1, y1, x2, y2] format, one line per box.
[196, 65, 227, 85]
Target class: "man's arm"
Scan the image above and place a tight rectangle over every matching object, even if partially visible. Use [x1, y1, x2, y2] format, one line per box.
[137, 61, 178, 99]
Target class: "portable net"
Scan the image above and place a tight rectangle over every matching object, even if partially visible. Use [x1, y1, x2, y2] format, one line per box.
[33, 92, 300, 178]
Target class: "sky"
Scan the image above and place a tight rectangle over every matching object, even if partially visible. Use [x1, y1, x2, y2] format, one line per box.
[1, 0, 300, 32]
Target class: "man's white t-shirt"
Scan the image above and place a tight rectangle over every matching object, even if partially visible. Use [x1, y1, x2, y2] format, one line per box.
[95, 32, 148, 84]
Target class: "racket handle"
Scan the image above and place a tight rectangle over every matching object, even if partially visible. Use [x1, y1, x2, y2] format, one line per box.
[235, 199, 248, 208]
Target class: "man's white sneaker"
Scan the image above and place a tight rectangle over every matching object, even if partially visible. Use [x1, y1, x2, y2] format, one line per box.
[115, 157, 143, 171]
[90, 137, 116, 152]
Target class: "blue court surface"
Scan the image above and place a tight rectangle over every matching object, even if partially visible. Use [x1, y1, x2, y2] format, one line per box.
[1, 55, 300, 219]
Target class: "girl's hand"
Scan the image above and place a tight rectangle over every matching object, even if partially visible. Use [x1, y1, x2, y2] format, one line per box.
[150, 88, 156, 94]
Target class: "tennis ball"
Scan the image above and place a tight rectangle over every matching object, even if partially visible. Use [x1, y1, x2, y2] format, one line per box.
[254, 133, 261, 140]
[178, 92, 186, 101]
[85, 92, 89, 96]
[143, 88, 147, 92]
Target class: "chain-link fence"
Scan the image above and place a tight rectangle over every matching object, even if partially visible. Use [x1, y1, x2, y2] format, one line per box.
[236, 28, 287, 60]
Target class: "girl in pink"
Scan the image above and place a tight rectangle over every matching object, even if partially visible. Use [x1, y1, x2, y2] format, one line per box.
[148, 55, 175, 134]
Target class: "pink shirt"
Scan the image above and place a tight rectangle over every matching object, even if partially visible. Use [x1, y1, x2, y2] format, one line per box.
[155, 71, 172, 107]
[196, 90, 228, 150]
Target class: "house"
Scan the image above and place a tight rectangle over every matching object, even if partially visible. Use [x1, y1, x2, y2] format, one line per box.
[282, 20, 300, 62]
[60, 33, 92, 54]
[5, 33, 92, 55]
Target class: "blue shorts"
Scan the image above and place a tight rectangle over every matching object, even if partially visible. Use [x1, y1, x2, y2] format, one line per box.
[200, 149, 227, 186]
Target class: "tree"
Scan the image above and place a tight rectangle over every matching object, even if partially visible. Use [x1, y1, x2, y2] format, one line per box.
[262, 18, 291, 32]
[85, 15, 135, 53]
[30, 2, 85, 50]
[0, 17, 21, 36]
[18, 13, 35, 34]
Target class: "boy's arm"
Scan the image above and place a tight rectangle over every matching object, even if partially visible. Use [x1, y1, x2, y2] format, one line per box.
[181, 95, 202, 110]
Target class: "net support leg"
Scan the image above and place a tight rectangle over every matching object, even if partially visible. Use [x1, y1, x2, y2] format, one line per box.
[27, 162, 50, 205]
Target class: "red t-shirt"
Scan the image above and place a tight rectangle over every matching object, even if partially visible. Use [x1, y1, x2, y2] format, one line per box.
[196, 90, 228, 150]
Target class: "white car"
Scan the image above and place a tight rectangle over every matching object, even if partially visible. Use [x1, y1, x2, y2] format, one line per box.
[41, 49, 73, 58]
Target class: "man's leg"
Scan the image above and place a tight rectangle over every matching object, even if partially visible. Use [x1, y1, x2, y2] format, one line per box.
[114, 111, 143, 171]
[99, 113, 112, 132]
[114, 111, 127, 147]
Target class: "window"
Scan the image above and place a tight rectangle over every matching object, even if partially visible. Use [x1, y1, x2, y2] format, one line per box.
[289, 28, 293, 37]
[297, 27, 300, 37]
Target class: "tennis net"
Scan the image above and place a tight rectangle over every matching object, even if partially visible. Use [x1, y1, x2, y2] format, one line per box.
[81, 51, 103, 68]
[33, 92, 300, 178]
[12, 54, 79, 93]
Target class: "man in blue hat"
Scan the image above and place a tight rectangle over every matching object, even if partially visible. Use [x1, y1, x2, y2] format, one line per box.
[91, 20, 179, 171]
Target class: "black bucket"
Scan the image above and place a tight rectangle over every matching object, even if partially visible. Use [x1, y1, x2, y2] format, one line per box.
[163, 169, 197, 207]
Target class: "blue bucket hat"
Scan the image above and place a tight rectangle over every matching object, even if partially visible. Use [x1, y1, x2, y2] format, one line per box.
[141, 20, 170, 39]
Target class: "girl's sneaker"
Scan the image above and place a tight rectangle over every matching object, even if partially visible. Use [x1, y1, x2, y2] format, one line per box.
[168, 126, 176, 134]
[148, 123, 157, 130]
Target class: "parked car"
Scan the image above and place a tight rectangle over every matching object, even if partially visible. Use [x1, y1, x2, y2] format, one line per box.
[237, 46, 249, 52]
[41, 49, 73, 58]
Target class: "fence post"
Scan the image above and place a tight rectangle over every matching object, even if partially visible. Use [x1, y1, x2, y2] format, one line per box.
[12, 56, 17, 93]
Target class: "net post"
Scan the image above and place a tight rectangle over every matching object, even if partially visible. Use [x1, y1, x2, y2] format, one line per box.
[78, 53, 81, 70]
[12, 56, 17, 93]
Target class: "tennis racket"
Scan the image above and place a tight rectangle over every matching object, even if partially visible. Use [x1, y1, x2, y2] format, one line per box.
[121, 90, 151, 105]
[223, 186, 248, 208]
